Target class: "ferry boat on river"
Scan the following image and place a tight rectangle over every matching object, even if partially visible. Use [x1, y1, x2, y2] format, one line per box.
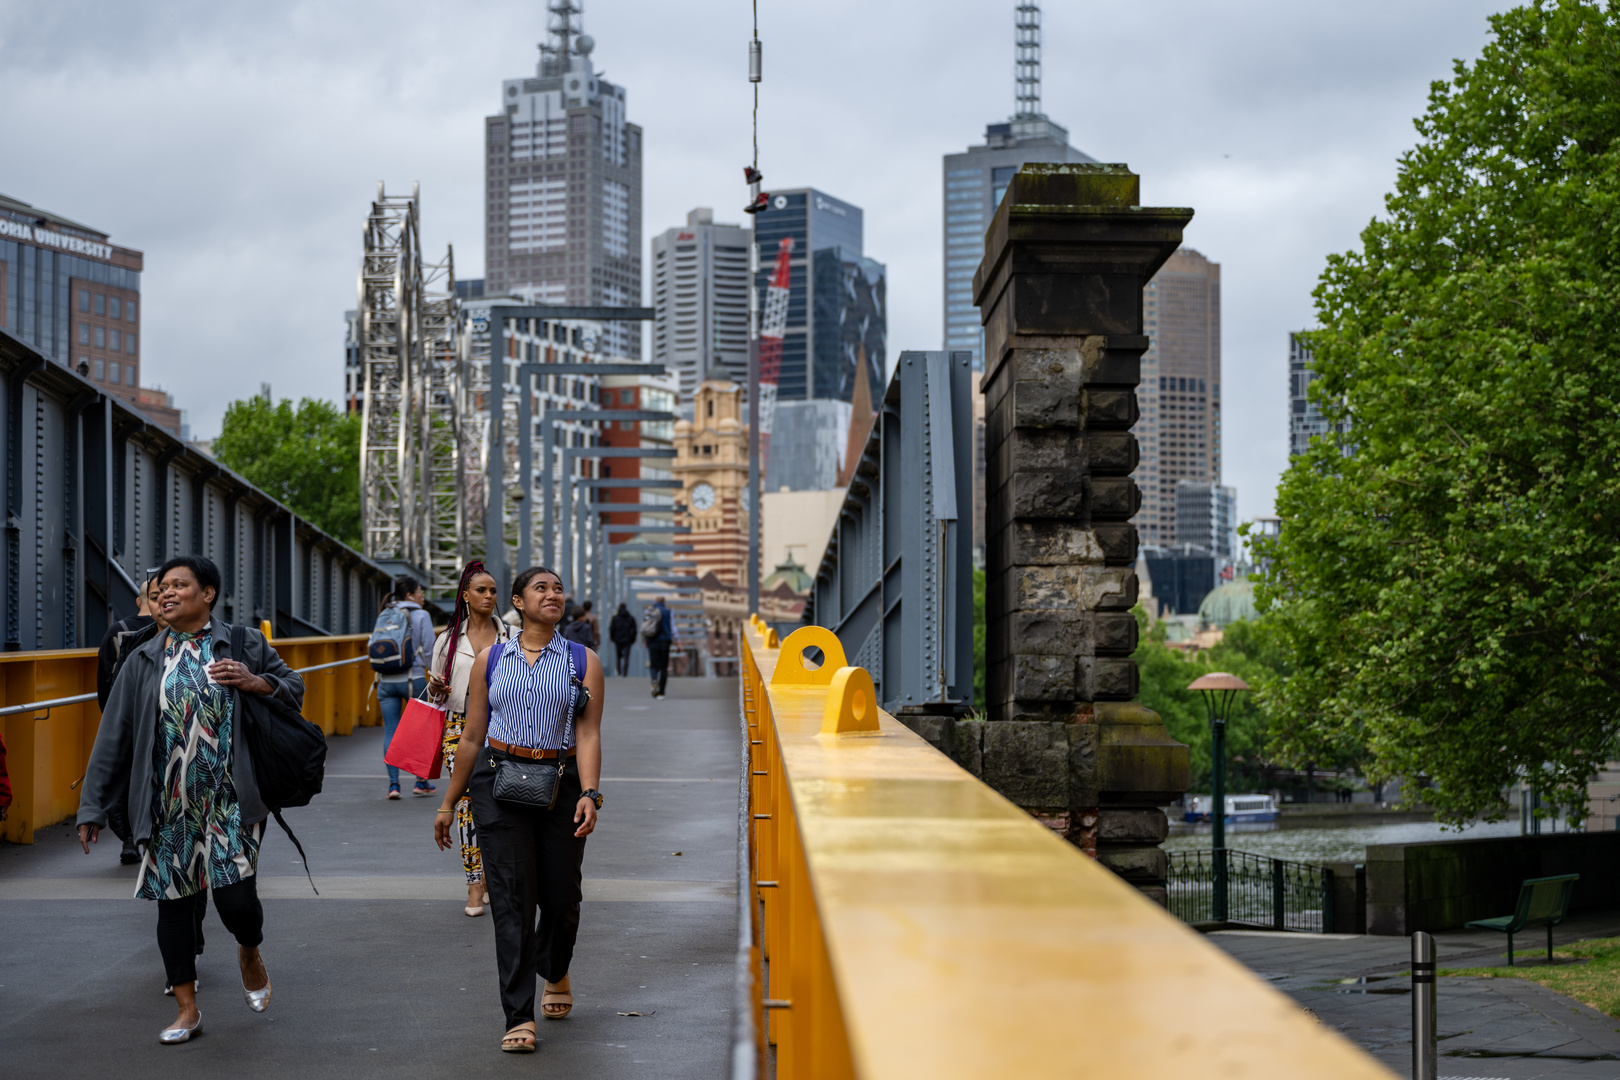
[1183, 794, 1280, 824]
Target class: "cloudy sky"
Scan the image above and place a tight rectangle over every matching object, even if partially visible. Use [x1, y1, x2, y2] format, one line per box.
[0, 0, 1505, 520]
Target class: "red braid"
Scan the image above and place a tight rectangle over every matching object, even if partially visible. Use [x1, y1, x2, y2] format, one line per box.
[438, 559, 487, 688]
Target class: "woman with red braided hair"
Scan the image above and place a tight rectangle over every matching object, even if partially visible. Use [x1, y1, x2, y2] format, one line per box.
[427, 560, 513, 916]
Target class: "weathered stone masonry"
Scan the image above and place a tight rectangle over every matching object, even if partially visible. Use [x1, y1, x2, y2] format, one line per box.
[907, 164, 1193, 903]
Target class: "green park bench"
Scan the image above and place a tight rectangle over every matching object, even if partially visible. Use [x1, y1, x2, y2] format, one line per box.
[1465, 873, 1580, 965]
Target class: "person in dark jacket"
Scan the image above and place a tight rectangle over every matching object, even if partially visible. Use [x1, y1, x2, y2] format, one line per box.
[607, 604, 637, 677]
[96, 573, 165, 865]
[645, 597, 676, 698]
[76, 554, 304, 1045]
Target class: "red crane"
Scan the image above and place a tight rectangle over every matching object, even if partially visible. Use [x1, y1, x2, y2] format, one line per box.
[757, 235, 793, 473]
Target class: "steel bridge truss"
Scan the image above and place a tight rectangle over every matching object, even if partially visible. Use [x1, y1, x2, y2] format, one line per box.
[357, 183, 467, 589]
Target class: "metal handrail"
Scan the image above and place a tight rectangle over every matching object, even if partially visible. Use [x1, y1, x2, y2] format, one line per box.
[0, 692, 97, 718]
[729, 671, 761, 1079]
[0, 653, 373, 718]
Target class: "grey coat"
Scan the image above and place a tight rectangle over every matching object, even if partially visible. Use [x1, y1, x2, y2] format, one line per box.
[75, 620, 305, 842]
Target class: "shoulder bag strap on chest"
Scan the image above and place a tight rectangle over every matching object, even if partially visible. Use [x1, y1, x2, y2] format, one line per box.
[484, 640, 506, 692]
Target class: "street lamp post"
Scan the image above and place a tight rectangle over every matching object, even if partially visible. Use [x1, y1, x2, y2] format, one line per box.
[1188, 672, 1250, 924]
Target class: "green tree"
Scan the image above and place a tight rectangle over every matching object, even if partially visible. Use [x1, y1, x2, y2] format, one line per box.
[1251, 0, 1620, 823]
[214, 396, 362, 548]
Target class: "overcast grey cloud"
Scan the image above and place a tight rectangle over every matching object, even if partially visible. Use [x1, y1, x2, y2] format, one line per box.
[0, 0, 1506, 521]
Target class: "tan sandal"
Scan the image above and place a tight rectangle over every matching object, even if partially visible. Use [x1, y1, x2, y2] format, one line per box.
[501, 1024, 537, 1053]
[542, 978, 573, 1020]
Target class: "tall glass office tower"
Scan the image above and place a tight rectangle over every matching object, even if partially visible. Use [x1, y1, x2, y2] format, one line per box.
[941, 3, 1093, 369]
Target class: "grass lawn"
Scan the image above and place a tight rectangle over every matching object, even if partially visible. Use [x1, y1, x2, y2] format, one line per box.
[1439, 936, 1620, 1019]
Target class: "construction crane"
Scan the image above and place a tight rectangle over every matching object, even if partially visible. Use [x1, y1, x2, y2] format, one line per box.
[356, 183, 468, 590]
[756, 235, 793, 475]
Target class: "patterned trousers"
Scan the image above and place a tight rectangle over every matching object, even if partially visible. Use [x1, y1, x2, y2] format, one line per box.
[442, 713, 484, 886]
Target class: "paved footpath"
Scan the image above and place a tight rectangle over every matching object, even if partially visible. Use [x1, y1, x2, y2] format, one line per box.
[1211, 909, 1620, 1080]
[0, 676, 740, 1080]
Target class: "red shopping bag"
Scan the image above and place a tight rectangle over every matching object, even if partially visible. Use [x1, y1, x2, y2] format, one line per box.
[384, 696, 448, 779]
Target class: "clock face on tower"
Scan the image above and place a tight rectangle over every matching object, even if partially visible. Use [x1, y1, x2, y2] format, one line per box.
[690, 482, 717, 512]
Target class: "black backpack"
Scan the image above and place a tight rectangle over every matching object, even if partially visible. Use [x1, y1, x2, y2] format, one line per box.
[230, 623, 327, 892]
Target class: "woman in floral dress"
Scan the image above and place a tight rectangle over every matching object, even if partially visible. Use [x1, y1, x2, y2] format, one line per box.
[77, 554, 304, 1044]
[427, 559, 512, 917]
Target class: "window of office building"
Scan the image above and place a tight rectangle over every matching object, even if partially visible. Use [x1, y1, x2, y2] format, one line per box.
[126, 333, 136, 354]
[94, 293, 105, 315]
[109, 361, 120, 383]
[78, 289, 90, 312]
[126, 299, 136, 322]
[109, 297, 121, 319]
[94, 326, 105, 347]
[92, 358, 104, 380]
[126, 366, 136, 386]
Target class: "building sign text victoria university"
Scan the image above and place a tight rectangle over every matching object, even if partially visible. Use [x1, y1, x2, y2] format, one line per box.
[0, 219, 115, 261]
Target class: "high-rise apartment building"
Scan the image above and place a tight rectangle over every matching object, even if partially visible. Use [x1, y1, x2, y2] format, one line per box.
[1174, 481, 1238, 563]
[600, 368, 677, 542]
[1289, 331, 1345, 456]
[1133, 248, 1222, 547]
[484, 2, 643, 359]
[650, 208, 750, 407]
[750, 188, 886, 491]
[1, 192, 146, 404]
[941, 4, 1094, 369]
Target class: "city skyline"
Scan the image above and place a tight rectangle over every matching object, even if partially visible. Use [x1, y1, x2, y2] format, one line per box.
[0, 0, 1507, 524]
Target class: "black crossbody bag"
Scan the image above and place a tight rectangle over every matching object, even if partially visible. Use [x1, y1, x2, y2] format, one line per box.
[485, 638, 589, 810]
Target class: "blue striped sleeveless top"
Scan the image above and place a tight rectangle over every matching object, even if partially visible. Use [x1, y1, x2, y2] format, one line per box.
[486, 632, 579, 749]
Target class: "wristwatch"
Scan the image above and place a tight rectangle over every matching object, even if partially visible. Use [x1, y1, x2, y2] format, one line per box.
[581, 788, 604, 810]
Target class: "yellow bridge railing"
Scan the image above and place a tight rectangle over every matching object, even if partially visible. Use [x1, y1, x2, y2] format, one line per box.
[0, 632, 379, 844]
[737, 620, 1396, 1079]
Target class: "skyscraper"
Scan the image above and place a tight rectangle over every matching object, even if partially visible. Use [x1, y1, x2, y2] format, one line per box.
[750, 188, 886, 491]
[1134, 248, 1223, 547]
[484, 1, 643, 358]
[1289, 331, 1345, 456]
[942, 3, 1094, 369]
[650, 208, 751, 408]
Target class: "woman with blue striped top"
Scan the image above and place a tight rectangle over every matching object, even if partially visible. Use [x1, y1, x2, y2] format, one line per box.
[433, 565, 605, 1054]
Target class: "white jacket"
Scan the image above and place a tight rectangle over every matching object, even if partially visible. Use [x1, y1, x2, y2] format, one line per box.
[429, 615, 514, 714]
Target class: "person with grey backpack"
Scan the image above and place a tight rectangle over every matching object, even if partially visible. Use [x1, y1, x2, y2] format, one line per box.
[369, 576, 438, 799]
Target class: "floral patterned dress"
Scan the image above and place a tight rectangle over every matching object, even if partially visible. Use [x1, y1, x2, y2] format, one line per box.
[135, 625, 262, 901]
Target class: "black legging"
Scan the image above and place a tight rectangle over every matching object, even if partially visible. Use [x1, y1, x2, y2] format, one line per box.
[157, 878, 263, 987]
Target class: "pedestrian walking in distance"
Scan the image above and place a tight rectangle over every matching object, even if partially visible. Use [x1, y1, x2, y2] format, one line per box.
[641, 596, 676, 698]
[607, 603, 636, 677]
[95, 571, 167, 866]
[76, 555, 301, 1044]
[426, 559, 512, 917]
[371, 575, 438, 800]
[433, 565, 605, 1054]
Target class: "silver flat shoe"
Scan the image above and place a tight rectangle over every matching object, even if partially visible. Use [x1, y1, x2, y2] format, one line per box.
[243, 977, 271, 1013]
[159, 1012, 201, 1044]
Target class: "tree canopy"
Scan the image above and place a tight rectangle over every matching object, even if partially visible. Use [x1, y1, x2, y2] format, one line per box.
[1251, 0, 1620, 822]
[213, 396, 362, 548]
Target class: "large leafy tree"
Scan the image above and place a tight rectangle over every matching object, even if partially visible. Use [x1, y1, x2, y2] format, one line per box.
[1252, 0, 1620, 822]
[213, 397, 362, 548]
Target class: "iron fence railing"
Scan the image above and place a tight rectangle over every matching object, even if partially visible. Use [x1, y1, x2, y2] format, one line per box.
[1167, 849, 1334, 933]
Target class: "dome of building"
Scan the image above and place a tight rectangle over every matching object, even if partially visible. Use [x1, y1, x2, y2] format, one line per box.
[1197, 578, 1257, 630]
[717, 417, 740, 433]
[674, 419, 693, 436]
[761, 554, 814, 596]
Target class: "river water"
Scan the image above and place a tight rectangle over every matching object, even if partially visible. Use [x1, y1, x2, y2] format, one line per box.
[1162, 817, 1555, 864]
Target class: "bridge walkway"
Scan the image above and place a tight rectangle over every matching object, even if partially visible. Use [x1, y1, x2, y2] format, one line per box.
[0, 676, 738, 1079]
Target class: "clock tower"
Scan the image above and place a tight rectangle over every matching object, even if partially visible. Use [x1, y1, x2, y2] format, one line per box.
[672, 381, 751, 585]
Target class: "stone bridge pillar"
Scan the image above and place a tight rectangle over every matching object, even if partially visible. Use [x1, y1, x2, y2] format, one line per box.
[973, 164, 1193, 902]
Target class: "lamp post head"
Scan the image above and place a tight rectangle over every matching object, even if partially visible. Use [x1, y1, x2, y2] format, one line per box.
[1188, 672, 1250, 730]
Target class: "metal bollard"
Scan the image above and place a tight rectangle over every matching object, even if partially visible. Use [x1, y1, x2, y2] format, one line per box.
[1412, 931, 1436, 1080]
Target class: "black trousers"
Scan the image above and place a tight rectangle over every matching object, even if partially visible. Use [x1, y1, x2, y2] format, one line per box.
[156, 877, 262, 987]
[613, 642, 631, 677]
[647, 640, 670, 695]
[469, 751, 588, 1029]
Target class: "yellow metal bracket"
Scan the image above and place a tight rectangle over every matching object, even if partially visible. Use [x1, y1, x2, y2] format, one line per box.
[819, 666, 880, 736]
[770, 626, 847, 686]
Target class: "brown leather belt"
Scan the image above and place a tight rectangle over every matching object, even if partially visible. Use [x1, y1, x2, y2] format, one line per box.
[488, 737, 576, 761]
